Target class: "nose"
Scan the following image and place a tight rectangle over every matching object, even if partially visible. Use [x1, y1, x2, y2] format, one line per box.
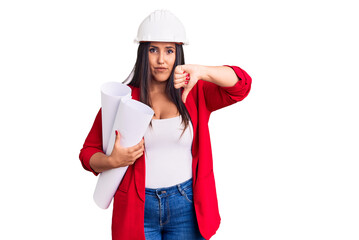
[158, 52, 164, 64]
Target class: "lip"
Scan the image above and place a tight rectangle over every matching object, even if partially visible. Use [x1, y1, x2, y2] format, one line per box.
[154, 67, 167, 72]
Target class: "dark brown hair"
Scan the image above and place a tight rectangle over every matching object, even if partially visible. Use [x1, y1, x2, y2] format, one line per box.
[127, 42, 191, 132]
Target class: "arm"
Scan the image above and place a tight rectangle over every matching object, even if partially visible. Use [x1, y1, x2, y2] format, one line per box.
[89, 131, 144, 173]
[79, 109, 144, 175]
[174, 64, 252, 110]
[196, 65, 239, 87]
[79, 109, 104, 176]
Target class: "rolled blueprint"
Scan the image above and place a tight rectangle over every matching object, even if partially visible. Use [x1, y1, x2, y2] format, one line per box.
[101, 82, 132, 154]
[94, 83, 154, 209]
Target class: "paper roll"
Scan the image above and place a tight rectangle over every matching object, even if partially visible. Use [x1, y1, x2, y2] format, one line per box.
[94, 83, 154, 209]
[101, 82, 132, 154]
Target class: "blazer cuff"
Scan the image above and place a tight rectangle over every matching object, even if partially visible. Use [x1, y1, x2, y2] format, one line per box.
[222, 65, 252, 99]
[80, 148, 103, 176]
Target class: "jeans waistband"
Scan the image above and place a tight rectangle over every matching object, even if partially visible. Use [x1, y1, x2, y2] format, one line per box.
[145, 178, 193, 197]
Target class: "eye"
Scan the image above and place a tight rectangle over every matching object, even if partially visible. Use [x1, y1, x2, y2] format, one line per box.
[167, 49, 174, 54]
[149, 48, 157, 53]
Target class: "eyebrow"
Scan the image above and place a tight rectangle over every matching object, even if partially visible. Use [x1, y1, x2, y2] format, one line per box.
[150, 45, 175, 49]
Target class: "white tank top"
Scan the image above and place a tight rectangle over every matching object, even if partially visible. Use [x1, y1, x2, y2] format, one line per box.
[144, 115, 193, 188]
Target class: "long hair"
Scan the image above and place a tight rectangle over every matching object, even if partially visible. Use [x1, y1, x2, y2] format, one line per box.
[126, 42, 191, 132]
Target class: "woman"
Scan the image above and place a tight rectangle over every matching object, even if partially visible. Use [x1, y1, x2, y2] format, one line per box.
[79, 10, 251, 240]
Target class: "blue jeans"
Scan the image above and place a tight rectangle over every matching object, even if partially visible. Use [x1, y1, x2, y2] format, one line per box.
[144, 178, 205, 240]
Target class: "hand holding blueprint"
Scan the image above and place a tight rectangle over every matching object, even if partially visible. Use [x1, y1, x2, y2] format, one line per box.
[93, 82, 154, 209]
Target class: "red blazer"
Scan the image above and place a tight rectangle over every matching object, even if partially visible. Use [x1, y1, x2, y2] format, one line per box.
[79, 66, 251, 240]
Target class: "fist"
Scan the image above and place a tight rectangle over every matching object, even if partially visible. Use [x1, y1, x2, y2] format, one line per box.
[174, 64, 202, 103]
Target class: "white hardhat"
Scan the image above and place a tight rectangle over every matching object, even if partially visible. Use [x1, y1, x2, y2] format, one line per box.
[135, 10, 188, 44]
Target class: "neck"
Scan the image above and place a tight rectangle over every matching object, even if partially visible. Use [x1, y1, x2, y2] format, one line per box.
[149, 78, 167, 94]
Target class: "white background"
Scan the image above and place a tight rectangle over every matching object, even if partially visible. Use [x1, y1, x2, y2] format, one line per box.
[1, 0, 358, 239]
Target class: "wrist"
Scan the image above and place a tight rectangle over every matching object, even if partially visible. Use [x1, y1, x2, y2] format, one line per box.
[198, 65, 215, 83]
[200, 66, 239, 87]
[107, 155, 116, 168]
[197, 65, 209, 81]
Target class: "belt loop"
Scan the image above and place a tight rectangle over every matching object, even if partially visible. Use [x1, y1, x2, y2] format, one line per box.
[177, 183, 185, 196]
[155, 189, 161, 199]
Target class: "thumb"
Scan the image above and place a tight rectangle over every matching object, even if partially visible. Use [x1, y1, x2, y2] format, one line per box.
[182, 89, 189, 103]
[115, 130, 121, 142]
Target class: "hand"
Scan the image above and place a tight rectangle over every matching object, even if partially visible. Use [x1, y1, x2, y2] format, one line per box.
[174, 64, 202, 103]
[109, 130, 145, 168]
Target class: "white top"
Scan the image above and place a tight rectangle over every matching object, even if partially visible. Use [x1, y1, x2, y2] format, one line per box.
[144, 115, 193, 188]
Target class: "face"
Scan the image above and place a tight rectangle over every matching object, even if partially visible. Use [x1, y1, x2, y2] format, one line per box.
[148, 42, 176, 83]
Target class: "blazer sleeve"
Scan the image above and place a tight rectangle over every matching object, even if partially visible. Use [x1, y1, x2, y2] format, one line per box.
[202, 65, 252, 112]
[79, 109, 104, 176]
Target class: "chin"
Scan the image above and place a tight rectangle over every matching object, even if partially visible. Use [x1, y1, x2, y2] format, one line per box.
[153, 75, 171, 82]
[155, 78, 169, 83]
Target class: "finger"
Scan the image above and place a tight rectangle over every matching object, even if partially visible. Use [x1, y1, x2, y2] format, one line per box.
[133, 147, 144, 157]
[174, 80, 186, 88]
[174, 76, 186, 85]
[174, 79, 185, 87]
[174, 75, 187, 83]
[175, 65, 184, 74]
[129, 145, 141, 154]
[115, 130, 121, 144]
[129, 140, 144, 152]
[174, 72, 190, 84]
[174, 76, 188, 87]
[134, 147, 145, 157]
[136, 138, 144, 147]
[174, 77, 186, 86]
[174, 72, 186, 79]
[174, 81, 188, 89]
[129, 147, 144, 161]
[133, 152, 144, 160]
